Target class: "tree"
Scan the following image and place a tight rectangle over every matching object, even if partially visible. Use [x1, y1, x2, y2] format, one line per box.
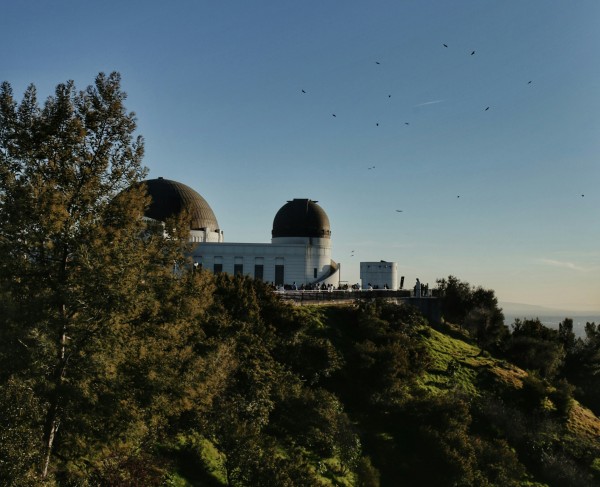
[464, 305, 508, 355]
[436, 276, 473, 325]
[506, 319, 566, 379]
[0, 73, 214, 481]
[562, 321, 600, 414]
[437, 276, 507, 353]
[0, 378, 45, 485]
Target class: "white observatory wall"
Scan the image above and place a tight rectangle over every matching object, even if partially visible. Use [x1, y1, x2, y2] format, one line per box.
[360, 262, 398, 290]
[191, 241, 333, 285]
[303, 238, 333, 282]
[189, 229, 224, 243]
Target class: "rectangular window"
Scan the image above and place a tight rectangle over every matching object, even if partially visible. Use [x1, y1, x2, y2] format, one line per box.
[214, 256, 223, 274]
[233, 257, 243, 277]
[314, 268, 318, 278]
[254, 264, 264, 280]
[275, 265, 284, 285]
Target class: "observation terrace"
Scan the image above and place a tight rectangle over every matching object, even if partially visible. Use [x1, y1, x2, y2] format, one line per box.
[276, 288, 441, 324]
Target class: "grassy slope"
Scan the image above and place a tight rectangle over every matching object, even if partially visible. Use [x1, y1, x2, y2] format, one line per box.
[307, 305, 600, 485]
[418, 324, 527, 395]
[417, 322, 600, 454]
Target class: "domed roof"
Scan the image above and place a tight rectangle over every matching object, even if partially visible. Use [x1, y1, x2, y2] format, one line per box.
[142, 177, 219, 231]
[272, 199, 331, 239]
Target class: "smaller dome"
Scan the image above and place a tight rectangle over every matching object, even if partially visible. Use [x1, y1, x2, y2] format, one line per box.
[142, 177, 220, 232]
[272, 199, 331, 239]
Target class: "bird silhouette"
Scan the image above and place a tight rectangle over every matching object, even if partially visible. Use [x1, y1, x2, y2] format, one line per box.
[457, 195, 460, 198]
[395, 210, 403, 212]
[485, 107, 489, 111]
[332, 113, 336, 117]
[301, 89, 306, 93]
[443, 44, 448, 47]
[528, 81, 532, 84]
[582, 194, 585, 197]
[388, 94, 391, 98]
[404, 122, 410, 125]
[376, 123, 379, 126]
[375, 61, 381, 64]
[471, 50, 475, 55]
[368, 166, 375, 170]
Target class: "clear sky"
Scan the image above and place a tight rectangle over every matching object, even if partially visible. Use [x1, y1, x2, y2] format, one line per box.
[2, 1, 599, 312]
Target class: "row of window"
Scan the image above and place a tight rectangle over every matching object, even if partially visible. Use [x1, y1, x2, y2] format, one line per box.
[211, 263, 286, 284]
[198, 255, 321, 285]
[210, 264, 320, 285]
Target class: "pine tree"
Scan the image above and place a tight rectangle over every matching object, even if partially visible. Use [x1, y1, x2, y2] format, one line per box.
[0, 72, 215, 481]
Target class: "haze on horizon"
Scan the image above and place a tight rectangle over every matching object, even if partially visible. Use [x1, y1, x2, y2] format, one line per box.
[1, 0, 598, 313]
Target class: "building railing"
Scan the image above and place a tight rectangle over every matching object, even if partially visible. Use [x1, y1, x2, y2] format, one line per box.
[276, 288, 439, 303]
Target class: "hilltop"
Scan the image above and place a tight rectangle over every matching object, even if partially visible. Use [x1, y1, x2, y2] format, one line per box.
[3, 273, 600, 486]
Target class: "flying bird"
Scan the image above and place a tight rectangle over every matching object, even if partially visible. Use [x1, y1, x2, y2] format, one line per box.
[332, 113, 336, 117]
[376, 123, 379, 126]
[443, 44, 448, 47]
[404, 122, 410, 125]
[471, 50, 475, 55]
[528, 81, 532, 84]
[484, 106, 489, 111]
[388, 94, 391, 98]
[457, 195, 460, 198]
[301, 89, 306, 93]
[582, 194, 585, 197]
[375, 61, 381, 64]
[395, 210, 403, 212]
[368, 166, 375, 170]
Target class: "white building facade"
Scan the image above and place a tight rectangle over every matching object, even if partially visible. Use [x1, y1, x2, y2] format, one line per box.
[141, 178, 339, 288]
[192, 199, 339, 287]
[360, 261, 399, 290]
[192, 240, 337, 286]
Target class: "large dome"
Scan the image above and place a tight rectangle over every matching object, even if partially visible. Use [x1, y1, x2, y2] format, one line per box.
[272, 199, 331, 239]
[142, 177, 220, 232]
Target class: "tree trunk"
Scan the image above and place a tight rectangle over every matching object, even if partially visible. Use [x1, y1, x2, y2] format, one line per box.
[42, 305, 68, 479]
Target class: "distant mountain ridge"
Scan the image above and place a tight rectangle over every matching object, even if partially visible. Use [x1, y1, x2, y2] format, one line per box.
[500, 301, 600, 317]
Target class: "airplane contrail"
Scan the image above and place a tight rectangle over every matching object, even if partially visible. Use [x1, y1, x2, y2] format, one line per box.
[414, 99, 444, 107]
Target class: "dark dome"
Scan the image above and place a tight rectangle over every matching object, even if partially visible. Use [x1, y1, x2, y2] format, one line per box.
[272, 199, 331, 239]
[142, 177, 219, 231]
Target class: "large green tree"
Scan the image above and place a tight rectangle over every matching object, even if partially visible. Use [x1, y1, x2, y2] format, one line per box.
[0, 73, 215, 482]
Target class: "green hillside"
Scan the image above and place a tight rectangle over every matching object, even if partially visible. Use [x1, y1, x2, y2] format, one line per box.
[3, 272, 600, 486]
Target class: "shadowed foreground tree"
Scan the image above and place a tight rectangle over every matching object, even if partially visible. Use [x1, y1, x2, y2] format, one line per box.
[0, 73, 216, 482]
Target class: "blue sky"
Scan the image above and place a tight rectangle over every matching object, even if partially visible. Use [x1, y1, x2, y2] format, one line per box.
[2, 1, 599, 312]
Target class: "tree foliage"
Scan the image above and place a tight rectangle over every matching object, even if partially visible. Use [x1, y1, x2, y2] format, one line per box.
[504, 319, 566, 379]
[562, 320, 600, 415]
[436, 276, 507, 353]
[0, 73, 214, 481]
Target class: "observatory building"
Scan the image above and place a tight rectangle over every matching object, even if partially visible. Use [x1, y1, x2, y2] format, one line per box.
[143, 177, 223, 243]
[142, 177, 340, 287]
[360, 261, 399, 290]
